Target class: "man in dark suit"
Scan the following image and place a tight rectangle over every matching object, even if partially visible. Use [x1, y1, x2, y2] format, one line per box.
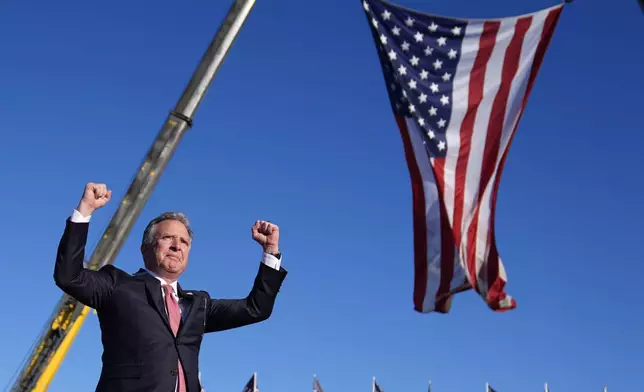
[54, 182, 288, 392]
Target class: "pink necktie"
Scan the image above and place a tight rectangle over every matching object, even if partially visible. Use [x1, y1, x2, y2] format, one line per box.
[163, 285, 187, 392]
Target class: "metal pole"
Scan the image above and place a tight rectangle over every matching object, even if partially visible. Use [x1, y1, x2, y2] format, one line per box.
[8, 1, 256, 390]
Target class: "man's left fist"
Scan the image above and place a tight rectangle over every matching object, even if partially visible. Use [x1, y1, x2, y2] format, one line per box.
[251, 220, 279, 254]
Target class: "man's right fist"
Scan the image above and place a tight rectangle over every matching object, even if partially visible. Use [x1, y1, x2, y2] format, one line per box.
[77, 182, 111, 217]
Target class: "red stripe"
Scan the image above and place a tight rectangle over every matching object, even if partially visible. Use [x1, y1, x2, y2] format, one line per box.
[485, 7, 563, 310]
[395, 116, 429, 312]
[454, 21, 500, 291]
[432, 158, 455, 313]
[467, 16, 532, 306]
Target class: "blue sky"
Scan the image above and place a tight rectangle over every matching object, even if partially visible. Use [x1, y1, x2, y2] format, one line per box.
[1, 0, 642, 391]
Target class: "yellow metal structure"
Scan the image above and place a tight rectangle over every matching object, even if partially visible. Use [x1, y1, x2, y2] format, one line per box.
[32, 306, 91, 392]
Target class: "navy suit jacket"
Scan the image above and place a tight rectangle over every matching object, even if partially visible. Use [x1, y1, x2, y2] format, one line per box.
[54, 218, 287, 392]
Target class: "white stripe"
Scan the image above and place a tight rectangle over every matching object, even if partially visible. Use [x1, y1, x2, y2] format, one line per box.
[443, 21, 483, 227]
[404, 118, 443, 312]
[443, 20, 485, 293]
[475, 9, 550, 292]
[461, 17, 517, 295]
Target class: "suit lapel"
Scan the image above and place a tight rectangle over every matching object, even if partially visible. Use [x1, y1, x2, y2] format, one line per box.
[134, 269, 173, 333]
[177, 283, 195, 336]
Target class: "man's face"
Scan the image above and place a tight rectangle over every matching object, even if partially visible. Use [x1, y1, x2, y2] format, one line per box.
[144, 219, 192, 280]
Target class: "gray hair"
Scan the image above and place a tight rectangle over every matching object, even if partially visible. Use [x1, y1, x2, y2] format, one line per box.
[142, 212, 194, 247]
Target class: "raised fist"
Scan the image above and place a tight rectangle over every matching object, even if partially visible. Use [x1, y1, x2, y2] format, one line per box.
[77, 182, 111, 217]
[251, 220, 279, 254]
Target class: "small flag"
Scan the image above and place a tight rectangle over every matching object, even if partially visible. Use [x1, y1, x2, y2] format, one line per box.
[373, 378, 385, 392]
[359, 0, 565, 313]
[242, 372, 258, 392]
[313, 375, 325, 392]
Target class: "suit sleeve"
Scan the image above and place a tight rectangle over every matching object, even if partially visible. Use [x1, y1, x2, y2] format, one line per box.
[54, 218, 116, 309]
[204, 262, 287, 333]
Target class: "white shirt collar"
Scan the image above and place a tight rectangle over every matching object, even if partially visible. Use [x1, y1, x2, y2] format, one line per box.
[144, 268, 178, 294]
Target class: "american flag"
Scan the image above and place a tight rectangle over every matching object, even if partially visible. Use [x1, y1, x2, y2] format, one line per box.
[361, 0, 565, 312]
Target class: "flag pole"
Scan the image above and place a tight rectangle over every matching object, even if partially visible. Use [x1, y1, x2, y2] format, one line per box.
[253, 371, 257, 392]
[372, 377, 375, 392]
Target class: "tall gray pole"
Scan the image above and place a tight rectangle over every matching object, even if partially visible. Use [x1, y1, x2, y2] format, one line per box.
[8, 1, 256, 390]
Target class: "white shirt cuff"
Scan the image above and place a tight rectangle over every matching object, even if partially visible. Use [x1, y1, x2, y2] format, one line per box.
[261, 252, 281, 270]
[71, 209, 91, 223]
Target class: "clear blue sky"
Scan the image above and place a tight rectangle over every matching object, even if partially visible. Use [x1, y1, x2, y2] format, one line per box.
[1, 0, 642, 391]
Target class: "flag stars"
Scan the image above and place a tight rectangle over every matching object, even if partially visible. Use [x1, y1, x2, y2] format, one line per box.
[366, 7, 463, 149]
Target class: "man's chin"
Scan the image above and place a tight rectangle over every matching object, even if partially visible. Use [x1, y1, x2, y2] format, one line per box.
[163, 264, 184, 275]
